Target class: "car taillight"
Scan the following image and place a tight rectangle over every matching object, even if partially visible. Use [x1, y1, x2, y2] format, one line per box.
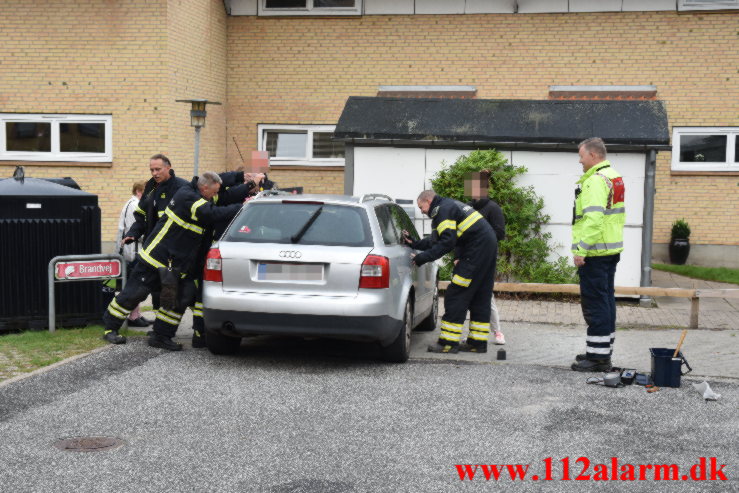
[359, 254, 389, 289]
[204, 248, 223, 282]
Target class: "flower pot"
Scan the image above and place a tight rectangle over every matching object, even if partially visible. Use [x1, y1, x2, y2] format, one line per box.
[669, 238, 690, 265]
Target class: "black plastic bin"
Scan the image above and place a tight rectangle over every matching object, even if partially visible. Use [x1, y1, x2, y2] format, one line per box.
[650, 348, 692, 388]
[0, 171, 102, 331]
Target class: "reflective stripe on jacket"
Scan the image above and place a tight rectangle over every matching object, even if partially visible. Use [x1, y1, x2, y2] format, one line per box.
[411, 195, 496, 270]
[572, 160, 625, 257]
[138, 180, 242, 274]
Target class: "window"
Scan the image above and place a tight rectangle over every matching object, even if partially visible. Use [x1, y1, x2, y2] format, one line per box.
[391, 204, 420, 242]
[0, 114, 112, 162]
[678, 0, 739, 11]
[258, 124, 345, 167]
[260, 0, 361, 15]
[375, 205, 400, 245]
[671, 127, 739, 172]
[375, 204, 420, 245]
[225, 202, 372, 246]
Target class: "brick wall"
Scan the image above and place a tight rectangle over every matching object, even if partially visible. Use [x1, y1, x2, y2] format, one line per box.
[226, 11, 739, 248]
[0, 0, 227, 244]
[167, 0, 228, 179]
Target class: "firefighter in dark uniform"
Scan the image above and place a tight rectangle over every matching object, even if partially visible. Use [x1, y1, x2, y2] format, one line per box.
[188, 172, 265, 348]
[103, 172, 242, 349]
[404, 190, 497, 354]
[123, 154, 188, 248]
[122, 156, 254, 313]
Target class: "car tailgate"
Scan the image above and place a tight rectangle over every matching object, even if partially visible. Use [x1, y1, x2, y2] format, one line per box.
[218, 242, 374, 297]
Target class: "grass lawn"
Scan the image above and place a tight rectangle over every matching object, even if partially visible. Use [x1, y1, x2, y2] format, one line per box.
[0, 325, 143, 383]
[652, 263, 739, 286]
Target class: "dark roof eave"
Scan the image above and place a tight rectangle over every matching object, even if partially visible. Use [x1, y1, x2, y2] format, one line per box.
[335, 137, 671, 152]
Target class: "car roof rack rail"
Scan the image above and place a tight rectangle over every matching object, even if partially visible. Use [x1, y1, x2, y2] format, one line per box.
[254, 189, 293, 199]
[359, 193, 393, 203]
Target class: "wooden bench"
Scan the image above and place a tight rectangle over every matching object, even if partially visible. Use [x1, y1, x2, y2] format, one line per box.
[438, 281, 739, 329]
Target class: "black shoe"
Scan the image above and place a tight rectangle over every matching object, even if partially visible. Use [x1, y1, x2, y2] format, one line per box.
[127, 317, 150, 328]
[147, 334, 183, 351]
[427, 342, 459, 354]
[192, 331, 206, 349]
[576, 353, 612, 362]
[571, 358, 611, 372]
[459, 341, 487, 353]
[103, 330, 126, 345]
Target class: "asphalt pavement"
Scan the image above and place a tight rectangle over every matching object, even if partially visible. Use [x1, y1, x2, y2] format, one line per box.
[0, 270, 736, 491]
[0, 332, 737, 492]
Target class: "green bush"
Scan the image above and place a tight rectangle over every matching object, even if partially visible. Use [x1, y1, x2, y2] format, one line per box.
[670, 218, 691, 239]
[430, 149, 578, 284]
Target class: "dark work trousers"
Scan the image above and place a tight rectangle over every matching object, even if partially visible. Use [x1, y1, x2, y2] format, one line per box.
[150, 279, 197, 339]
[103, 262, 196, 339]
[103, 262, 160, 334]
[578, 253, 620, 360]
[190, 280, 204, 338]
[439, 254, 496, 346]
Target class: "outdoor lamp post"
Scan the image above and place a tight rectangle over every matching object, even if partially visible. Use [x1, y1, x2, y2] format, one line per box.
[175, 99, 221, 176]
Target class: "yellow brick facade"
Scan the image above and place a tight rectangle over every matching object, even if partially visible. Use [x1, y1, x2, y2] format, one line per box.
[226, 11, 739, 250]
[0, 0, 227, 244]
[2, 6, 737, 260]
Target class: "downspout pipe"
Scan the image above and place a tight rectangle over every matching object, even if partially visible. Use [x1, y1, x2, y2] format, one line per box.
[343, 144, 355, 195]
[640, 149, 657, 306]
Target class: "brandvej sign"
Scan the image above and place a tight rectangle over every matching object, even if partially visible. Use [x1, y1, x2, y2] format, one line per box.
[55, 260, 121, 280]
[48, 254, 126, 333]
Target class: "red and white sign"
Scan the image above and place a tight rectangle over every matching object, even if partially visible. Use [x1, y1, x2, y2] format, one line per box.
[55, 260, 122, 280]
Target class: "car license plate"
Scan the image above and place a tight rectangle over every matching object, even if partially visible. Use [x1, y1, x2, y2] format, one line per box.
[257, 262, 323, 281]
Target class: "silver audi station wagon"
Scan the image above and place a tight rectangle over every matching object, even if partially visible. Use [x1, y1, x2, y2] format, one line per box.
[202, 193, 439, 362]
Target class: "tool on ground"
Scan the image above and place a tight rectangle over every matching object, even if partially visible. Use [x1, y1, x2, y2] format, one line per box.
[497, 348, 506, 360]
[586, 371, 624, 388]
[634, 372, 651, 386]
[673, 329, 688, 358]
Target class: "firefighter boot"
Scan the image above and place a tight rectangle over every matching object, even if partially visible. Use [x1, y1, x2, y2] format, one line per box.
[459, 340, 487, 353]
[102, 329, 126, 345]
[147, 333, 183, 351]
[571, 358, 611, 372]
[192, 330, 206, 349]
[427, 342, 459, 354]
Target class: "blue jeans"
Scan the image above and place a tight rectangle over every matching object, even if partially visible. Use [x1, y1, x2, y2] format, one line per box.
[578, 254, 620, 360]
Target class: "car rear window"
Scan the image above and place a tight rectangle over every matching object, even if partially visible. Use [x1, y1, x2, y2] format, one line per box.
[223, 201, 373, 246]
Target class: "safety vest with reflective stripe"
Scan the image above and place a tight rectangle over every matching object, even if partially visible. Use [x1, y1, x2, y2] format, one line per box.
[572, 160, 625, 257]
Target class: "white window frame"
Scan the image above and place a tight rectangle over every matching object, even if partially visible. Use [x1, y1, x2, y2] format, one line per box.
[671, 127, 739, 172]
[258, 0, 361, 16]
[0, 114, 112, 162]
[258, 124, 345, 167]
[678, 0, 739, 11]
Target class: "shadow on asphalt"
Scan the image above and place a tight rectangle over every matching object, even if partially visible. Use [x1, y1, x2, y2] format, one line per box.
[198, 334, 468, 368]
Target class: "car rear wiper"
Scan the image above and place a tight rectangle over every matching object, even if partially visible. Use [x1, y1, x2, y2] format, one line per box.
[290, 206, 323, 244]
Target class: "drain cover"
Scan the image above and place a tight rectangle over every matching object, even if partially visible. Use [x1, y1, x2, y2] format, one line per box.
[53, 436, 125, 453]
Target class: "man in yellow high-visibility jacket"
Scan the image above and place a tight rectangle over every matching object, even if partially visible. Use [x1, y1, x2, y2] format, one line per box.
[571, 137, 625, 372]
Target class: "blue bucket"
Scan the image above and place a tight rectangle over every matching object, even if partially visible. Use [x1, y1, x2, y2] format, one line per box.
[650, 348, 692, 388]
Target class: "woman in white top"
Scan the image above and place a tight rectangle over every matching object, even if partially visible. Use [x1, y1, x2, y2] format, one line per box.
[117, 181, 149, 326]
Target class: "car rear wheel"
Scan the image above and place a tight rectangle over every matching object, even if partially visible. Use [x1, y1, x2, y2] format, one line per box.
[206, 329, 242, 355]
[382, 299, 412, 363]
[415, 283, 438, 332]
